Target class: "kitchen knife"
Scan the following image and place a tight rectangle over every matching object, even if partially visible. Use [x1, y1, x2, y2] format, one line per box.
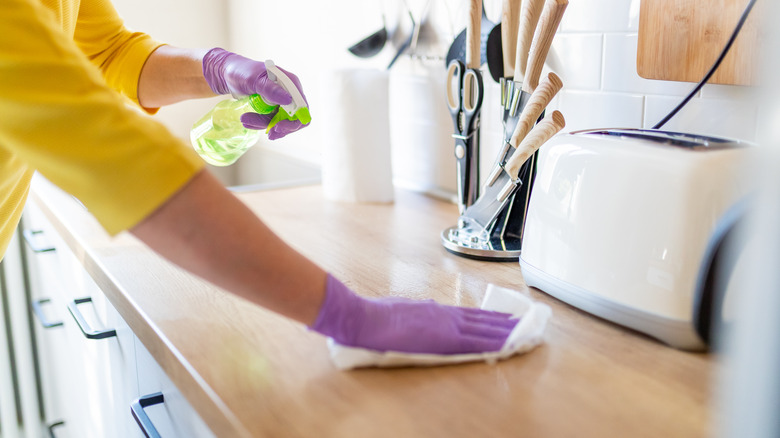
[503, 0, 567, 150]
[502, 0, 543, 126]
[462, 110, 566, 232]
[466, 0, 482, 71]
[486, 71, 563, 188]
[498, 0, 521, 117]
[514, 0, 545, 83]
[522, 0, 568, 93]
[504, 110, 566, 182]
[500, 0, 522, 79]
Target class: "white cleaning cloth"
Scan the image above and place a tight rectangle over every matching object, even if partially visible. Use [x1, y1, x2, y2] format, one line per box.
[326, 284, 552, 370]
[320, 68, 394, 203]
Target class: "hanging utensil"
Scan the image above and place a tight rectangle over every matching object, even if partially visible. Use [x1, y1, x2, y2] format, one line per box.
[387, 9, 415, 68]
[348, 0, 388, 58]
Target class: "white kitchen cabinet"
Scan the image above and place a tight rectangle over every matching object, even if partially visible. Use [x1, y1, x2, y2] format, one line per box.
[133, 339, 216, 438]
[24, 201, 141, 438]
[58, 251, 141, 438]
[22, 197, 214, 438]
[20, 204, 76, 437]
[1, 228, 43, 438]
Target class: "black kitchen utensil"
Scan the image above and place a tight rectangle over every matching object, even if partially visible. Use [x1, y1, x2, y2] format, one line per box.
[387, 9, 415, 69]
[348, 1, 388, 58]
[445, 0, 493, 68]
[348, 25, 387, 58]
[485, 23, 503, 82]
[486, 0, 521, 83]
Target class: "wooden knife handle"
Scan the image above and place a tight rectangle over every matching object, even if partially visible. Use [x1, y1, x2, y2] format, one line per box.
[466, 0, 482, 69]
[501, 0, 522, 78]
[513, 0, 545, 80]
[522, 0, 568, 93]
[505, 110, 565, 179]
[509, 72, 563, 148]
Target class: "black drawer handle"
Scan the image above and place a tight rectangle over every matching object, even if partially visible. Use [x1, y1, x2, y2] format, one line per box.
[131, 392, 164, 438]
[47, 420, 65, 438]
[22, 229, 56, 253]
[32, 298, 63, 329]
[67, 298, 117, 339]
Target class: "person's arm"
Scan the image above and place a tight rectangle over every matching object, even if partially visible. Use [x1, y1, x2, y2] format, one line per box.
[130, 169, 327, 325]
[130, 172, 517, 355]
[137, 46, 215, 108]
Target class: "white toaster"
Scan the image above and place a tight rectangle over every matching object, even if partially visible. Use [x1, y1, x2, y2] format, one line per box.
[519, 129, 756, 350]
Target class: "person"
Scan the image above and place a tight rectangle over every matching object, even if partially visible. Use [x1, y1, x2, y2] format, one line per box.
[0, 0, 517, 355]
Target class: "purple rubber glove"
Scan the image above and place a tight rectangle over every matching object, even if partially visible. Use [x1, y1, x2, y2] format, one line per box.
[311, 274, 519, 354]
[202, 47, 308, 140]
[239, 114, 304, 141]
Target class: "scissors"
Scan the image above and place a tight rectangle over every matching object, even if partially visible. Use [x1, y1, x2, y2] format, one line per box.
[446, 59, 484, 214]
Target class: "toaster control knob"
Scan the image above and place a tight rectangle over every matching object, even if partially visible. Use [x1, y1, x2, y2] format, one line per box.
[455, 145, 465, 159]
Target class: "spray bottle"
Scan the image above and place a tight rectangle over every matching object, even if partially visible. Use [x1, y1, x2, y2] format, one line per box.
[190, 60, 311, 167]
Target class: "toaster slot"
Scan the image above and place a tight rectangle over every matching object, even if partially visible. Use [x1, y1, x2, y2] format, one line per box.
[575, 128, 743, 150]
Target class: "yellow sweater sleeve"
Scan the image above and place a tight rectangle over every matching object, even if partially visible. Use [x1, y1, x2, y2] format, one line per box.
[73, 0, 163, 111]
[0, 0, 205, 235]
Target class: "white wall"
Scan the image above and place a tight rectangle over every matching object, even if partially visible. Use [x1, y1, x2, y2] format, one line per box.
[548, 0, 758, 139]
[109, 0, 236, 183]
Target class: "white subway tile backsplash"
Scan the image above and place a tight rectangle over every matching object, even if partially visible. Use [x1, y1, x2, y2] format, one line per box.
[700, 83, 760, 102]
[644, 95, 758, 141]
[560, 0, 641, 33]
[557, 90, 644, 132]
[551, 34, 603, 90]
[602, 34, 694, 96]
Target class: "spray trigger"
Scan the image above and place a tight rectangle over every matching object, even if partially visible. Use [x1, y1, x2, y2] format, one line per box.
[263, 59, 311, 132]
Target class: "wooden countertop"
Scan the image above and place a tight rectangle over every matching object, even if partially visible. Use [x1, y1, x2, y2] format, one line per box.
[30, 177, 714, 438]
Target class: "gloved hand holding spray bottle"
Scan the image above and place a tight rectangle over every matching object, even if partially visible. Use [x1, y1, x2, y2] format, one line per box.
[192, 48, 311, 166]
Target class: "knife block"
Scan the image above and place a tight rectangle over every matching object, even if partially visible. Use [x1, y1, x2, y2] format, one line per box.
[441, 107, 540, 262]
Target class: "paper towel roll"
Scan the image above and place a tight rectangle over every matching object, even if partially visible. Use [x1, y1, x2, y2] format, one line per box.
[320, 68, 394, 203]
[389, 65, 457, 198]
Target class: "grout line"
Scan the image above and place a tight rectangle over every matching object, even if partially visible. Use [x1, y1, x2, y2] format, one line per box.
[599, 33, 606, 91]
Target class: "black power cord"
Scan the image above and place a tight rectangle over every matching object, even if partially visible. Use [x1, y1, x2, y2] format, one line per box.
[652, 0, 758, 129]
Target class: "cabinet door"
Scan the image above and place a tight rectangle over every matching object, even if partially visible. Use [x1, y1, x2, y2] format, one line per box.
[58, 249, 140, 438]
[134, 338, 216, 438]
[21, 208, 73, 436]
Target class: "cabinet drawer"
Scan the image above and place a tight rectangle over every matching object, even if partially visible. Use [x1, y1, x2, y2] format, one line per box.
[134, 338, 215, 438]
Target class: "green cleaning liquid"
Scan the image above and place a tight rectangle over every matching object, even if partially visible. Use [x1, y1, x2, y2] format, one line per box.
[190, 94, 277, 166]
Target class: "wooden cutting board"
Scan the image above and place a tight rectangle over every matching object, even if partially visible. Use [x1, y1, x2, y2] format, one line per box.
[637, 0, 761, 86]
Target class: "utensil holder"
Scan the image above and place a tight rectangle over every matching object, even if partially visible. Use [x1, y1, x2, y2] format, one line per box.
[441, 100, 541, 261]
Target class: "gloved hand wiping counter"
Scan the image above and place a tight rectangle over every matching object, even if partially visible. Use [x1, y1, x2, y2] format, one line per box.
[312, 278, 551, 370]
